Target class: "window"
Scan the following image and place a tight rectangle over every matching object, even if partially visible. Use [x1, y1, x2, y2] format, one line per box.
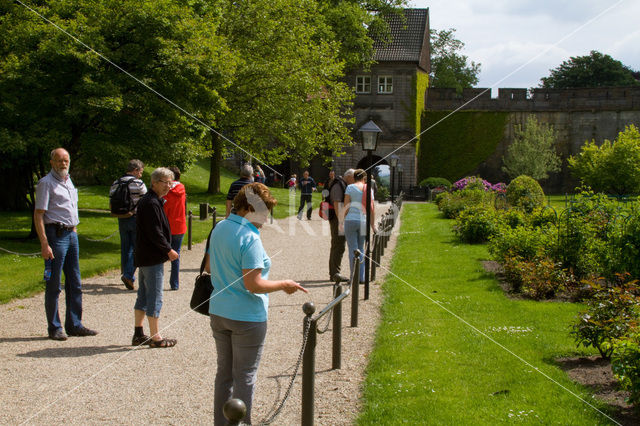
[378, 76, 393, 94]
[356, 76, 371, 94]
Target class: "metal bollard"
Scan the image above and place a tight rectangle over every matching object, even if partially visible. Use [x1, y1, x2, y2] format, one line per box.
[351, 251, 360, 328]
[370, 234, 377, 282]
[187, 210, 193, 250]
[332, 283, 342, 370]
[212, 206, 217, 229]
[301, 302, 317, 426]
[223, 398, 246, 425]
[199, 203, 208, 220]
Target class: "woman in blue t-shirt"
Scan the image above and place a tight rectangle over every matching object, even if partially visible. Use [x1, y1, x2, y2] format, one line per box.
[342, 169, 376, 283]
[207, 183, 307, 425]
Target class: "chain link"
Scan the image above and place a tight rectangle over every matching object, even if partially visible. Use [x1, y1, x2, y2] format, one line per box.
[82, 231, 119, 242]
[0, 246, 40, 257]
[257, 318, 312, 425]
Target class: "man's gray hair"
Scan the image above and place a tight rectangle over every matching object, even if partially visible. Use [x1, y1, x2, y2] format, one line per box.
[343, 168, 355, 179]
[151, 167, 174, 183]
[240, 164, 254, 178]
[127, 159, 144, 172]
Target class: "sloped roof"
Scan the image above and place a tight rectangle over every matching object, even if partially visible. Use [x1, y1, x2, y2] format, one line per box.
[372, 8, 430, 71]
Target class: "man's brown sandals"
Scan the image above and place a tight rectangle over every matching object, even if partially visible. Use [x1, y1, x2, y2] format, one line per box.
[148, 338, 177, 348]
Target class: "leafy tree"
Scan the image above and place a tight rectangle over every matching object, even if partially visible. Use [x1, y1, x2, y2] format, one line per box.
[502, 117, 561, 180]
[568, 125, 640, 195]
[429, 28, 480, 92]
[205, 0, 356, 192]
[540, 50, 639, 88]
[316, 0, 407, 72]
[0, 0, 233, 210]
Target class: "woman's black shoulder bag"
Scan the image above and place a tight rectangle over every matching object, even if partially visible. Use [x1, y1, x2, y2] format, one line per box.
[190, 229, 214, 316]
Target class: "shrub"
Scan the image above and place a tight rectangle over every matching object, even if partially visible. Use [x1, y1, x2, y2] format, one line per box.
[528, 207, 558, 228]
[437, 188, 494, 219]
[452, 176, 491, 192]
[607, 208, 640, 280]
[519, 257, 568, 299]
[502, 255, 567, 298]
[505, 175, 545, 213]
[488, 225, 557, 263]
[375, 185, 390, 202]
[570, 277, 640, 359]
[611, 332, 640, 405]
[453, 206, 499, 243]
[419, 177, 451, 190]
[497, 209, 527, 229]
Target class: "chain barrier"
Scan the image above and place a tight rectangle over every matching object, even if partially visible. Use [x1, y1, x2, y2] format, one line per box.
[0, 246, 40, 257]
[82, 231, 119, 242]
[256, 318, 312, 425]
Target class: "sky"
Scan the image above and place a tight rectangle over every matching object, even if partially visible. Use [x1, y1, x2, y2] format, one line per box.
[410, 0, 640, 93]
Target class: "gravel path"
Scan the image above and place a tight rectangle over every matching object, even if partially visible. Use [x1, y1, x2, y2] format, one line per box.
[0, 204, 401, 425]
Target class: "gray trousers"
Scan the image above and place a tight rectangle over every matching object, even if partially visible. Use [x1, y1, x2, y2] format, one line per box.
[210, 314, 267, 426]
[329, 216, 346, 279]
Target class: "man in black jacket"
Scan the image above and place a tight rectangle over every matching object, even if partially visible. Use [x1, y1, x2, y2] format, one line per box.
[132, 167, 179, 348]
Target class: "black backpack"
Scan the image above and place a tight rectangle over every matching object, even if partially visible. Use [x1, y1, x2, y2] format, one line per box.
[110, 176, 135, 215]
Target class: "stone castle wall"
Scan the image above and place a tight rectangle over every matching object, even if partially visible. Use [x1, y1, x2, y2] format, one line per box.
[425, 87, 640, 193]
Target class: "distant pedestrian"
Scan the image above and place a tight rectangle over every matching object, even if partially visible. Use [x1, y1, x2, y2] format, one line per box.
[109, 159, 147, 290]
[297, 170, 316, 220]
[287, 174, 297, 193]
[34, 148, 98, 341]
[254, 165, 265, 184]
[162, 166, 186, 291]
[132, 167, 179, 348]
[225, 164, 254, 217]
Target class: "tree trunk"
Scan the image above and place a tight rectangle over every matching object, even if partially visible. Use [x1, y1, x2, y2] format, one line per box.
[207, 132, 223, 194]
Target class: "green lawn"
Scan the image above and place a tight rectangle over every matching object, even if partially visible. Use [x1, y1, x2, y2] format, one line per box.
[358, 203, 618, 424]
[0, 159, 318, 303]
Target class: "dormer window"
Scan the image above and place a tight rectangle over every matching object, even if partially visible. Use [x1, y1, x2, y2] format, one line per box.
[378, 76, 393, 94]
[356, 76, 371, 94]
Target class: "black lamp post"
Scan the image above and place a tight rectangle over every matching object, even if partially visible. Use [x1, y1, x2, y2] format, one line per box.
[397, 163, 403, 196]
[358, 120, 382, 300]
[389, 154, 399, 202]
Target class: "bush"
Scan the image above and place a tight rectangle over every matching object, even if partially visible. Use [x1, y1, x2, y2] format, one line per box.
[497, 209, 527, 229]
[453, 206, 498, 243]
[503, 256, 568, 299]
[453, 176, 491, 192]
[611, 332, 640, 405]
[607, 208, 640, 280]
[375, 185, 390, 202]
[419, 177, 451, 190]
[505, 175, 545, 213]
[488, 225, 557, 263]
[437, 188, 494, 219]
[570, 277, 640, 359]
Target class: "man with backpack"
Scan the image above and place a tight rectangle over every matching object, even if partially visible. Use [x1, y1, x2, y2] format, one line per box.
[110, 159, 147, 290]
[327, 168, 354, 281]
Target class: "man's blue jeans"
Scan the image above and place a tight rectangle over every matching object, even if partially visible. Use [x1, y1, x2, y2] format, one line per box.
[44, 226, 83, 334]
[169, 234, 184, 290]
[118, 216, 137, 281]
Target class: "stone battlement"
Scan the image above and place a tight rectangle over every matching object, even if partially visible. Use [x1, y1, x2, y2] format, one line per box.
[426, 86, 640, 112]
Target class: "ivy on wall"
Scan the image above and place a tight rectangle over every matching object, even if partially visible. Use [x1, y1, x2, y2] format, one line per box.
[412, 72, 429, 136]
[417, 110, 508, 182]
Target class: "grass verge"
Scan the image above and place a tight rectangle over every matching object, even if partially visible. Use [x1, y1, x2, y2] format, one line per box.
[0, 159, 319, 303]
[358, 203, 617, 424]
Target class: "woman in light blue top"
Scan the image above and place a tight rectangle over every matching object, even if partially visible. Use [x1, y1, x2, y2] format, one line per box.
[342, 169, 376, 283]
[206, 183, 307, 426]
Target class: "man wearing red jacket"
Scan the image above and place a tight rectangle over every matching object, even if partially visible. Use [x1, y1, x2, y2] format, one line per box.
[163, 166, 187, 291]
